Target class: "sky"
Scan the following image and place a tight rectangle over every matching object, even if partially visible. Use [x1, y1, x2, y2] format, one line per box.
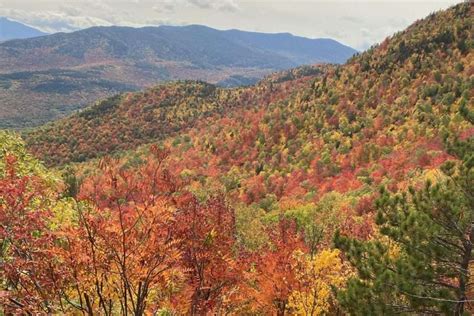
[0, 0, 462, 50]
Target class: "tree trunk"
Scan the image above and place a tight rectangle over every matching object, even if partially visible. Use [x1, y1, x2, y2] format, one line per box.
[456, 224, 474, 315]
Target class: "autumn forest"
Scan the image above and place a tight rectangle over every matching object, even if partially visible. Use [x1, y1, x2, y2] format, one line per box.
[1, 2, 473, 315]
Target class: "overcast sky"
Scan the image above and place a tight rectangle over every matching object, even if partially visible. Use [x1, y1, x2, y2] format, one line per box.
[0, 0, 461, 50]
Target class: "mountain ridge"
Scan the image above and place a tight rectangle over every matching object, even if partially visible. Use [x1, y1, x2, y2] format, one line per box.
[0, 24, 355, 72]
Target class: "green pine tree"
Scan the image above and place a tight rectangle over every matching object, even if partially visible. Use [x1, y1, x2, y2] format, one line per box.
[335, 112, 474, 315]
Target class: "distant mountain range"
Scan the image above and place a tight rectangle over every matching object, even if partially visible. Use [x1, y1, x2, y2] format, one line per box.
[0, 24, 357, 129]
[0, 17, 47, 42]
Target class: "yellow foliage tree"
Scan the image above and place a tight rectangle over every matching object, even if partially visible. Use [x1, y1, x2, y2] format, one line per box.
[288, 249, 350, 315]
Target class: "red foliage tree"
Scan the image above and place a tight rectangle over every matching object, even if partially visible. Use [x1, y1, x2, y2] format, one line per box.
[173, 193, 244, 314]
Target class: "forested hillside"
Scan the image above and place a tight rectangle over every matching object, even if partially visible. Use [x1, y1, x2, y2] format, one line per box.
[1, 2, 473, 315]
[25, 65, 325, 165]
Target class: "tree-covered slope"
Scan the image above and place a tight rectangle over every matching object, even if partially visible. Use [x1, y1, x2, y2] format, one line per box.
[156, 2, 472, 204]
[24, 66, 324, 165]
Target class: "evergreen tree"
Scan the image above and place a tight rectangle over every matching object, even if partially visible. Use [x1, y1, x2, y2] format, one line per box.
[335, 113, 474, 315]
[62, 166, 80, 198]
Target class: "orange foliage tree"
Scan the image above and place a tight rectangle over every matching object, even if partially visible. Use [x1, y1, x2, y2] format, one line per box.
[173, 194, 245, 314]
[56, 146, 184, 314]
[252, 218, 307, 315]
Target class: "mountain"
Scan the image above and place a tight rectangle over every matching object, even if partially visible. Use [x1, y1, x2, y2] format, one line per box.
[0, 17, 47, 42]
[0, 25, 356, 129]
[223, 28, 353, 64]
[0, 25, 355, 73]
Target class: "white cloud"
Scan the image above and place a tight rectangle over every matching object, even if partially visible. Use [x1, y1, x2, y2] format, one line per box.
[152, 0, 239, 14]
[0, 8, 115, 32]
[187, 0, 239, 12]
[152, 0, 179, 14]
